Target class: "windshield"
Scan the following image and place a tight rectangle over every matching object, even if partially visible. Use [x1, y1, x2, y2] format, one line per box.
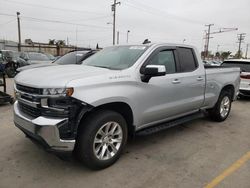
[222, 61, 250, 72]
[28, 52, 50, 61]
[2, 51, 20, 60]
[55, 51, 89, 65]
[1, 51, 11, 58]
[83, 45, 148, 70]
[45, 53, 55, 60]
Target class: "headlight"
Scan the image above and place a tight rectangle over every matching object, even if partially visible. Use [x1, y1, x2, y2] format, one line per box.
[43, 88, 74, 96]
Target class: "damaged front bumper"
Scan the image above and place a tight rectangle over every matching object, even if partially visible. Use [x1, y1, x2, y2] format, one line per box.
[14, 101, 75, 153]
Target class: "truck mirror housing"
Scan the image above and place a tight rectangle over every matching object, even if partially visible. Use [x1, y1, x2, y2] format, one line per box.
[141, 65, 166, 82]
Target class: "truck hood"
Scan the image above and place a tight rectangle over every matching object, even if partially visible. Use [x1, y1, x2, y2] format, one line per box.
[15, 65, 112, 88]
[17, 63, 55, 72]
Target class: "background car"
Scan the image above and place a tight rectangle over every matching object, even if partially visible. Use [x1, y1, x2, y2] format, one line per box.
[221, 59, 250, 97]
[17, 50, 97, 73]
[19, 52, 52, 65]
[210, 60, 222, 66]
[203, 60, 221, 66]
[44, 53, 56, 61]
[0, 50, 28, 77]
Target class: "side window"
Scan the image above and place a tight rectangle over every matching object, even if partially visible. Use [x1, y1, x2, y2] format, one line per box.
[148, 50, 176, 74]
[178, 48, 197, 72]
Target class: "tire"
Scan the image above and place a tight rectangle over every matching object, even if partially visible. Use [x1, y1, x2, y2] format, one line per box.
[208, 90, 232, 122]
[75, 110, 128, 170]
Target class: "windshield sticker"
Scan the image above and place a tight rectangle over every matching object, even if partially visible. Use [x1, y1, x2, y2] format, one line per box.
[129, 46, 146, 50]
[76, 54, 84, 56]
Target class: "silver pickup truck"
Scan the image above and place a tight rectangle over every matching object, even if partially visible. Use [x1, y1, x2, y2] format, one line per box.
[13, 43, 240, 169]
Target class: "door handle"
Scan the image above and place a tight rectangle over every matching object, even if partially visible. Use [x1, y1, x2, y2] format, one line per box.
[172, 79, 181, 84]
[197, 77, 204, 81]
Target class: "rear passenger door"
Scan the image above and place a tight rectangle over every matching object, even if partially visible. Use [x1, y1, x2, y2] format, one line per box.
[175, 47, 205, 112]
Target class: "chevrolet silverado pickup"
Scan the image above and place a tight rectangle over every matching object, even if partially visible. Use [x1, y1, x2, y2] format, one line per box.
[14, 43, 240, 169]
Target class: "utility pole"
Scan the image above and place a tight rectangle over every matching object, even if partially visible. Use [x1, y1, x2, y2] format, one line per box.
[117, 31, 119, 45]
[67, 37, 69, 46]
[204, 24, 214, 59]
[111, 0, 120, 45]
[126, 30, 130, 43]
[237, 33, 246, 58]
[16, 12, 21, 52]
[245, 43, 249, 59]
[203, 26, 237, 59]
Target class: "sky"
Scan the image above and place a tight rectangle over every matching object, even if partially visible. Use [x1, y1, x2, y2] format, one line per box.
[0, 0, 249, 55]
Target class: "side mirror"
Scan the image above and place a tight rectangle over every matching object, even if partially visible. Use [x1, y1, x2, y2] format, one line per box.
[141, 65, 166, 82]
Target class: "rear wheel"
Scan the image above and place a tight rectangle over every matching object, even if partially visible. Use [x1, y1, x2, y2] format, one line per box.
[75, 110, 128, 170]
[208, 90, 232, 122]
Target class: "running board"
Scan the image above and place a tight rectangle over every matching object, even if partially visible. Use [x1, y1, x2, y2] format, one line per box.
[136, 111, 204, 136]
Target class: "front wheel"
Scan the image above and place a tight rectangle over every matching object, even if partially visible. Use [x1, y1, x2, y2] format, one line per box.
[208, 91, 232, 122]
[75, 110, 128, 170]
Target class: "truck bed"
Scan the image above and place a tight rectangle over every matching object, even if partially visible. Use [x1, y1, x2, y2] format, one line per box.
[203, 66, 240, 108]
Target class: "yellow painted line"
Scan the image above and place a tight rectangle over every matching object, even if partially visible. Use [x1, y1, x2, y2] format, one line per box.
[205, 151, 250, 188]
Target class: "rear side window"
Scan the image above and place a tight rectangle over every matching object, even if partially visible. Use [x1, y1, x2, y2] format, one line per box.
[178, 48, 197, 72]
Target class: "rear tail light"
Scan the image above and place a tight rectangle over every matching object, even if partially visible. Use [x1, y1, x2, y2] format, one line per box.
[240, 74, 250, 79]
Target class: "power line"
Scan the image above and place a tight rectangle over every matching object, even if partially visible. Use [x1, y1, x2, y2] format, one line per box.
[0, 18, 15, 26]
[22, 27, 76, 33]
[70, 35, 111, 42]
[22, 27, 110, 33]
[67, 15, 112, 22]
[0, 12, 112, 29]
[22, 16, 111, 29]
[0, 0, 107, 16]
[0, 13, 16, 17]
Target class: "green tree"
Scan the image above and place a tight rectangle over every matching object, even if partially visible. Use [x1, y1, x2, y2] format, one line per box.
[56, 40, 66, 47]
[221, 51, 231, 60]
[234, 51, 243, 59]
[201, 51, 213, 59]
[48, 39, 56, 45]
[215, 52, 220, 58]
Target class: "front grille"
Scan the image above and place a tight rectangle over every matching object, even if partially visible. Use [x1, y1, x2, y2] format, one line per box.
[16, 84, 42, 95]
[19, 102, 41, 118]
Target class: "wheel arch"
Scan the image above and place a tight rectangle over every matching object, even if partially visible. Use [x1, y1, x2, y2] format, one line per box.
[221, 84, 235, 100]
[77, 102, 135, 137]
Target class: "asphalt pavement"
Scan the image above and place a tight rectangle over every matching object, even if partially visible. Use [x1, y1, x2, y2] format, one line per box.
[0, 78, 249, 188]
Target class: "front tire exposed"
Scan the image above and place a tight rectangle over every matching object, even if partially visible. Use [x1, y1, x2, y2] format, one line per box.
[208, 90, 232, 122]
[75, 110, 128, 170]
